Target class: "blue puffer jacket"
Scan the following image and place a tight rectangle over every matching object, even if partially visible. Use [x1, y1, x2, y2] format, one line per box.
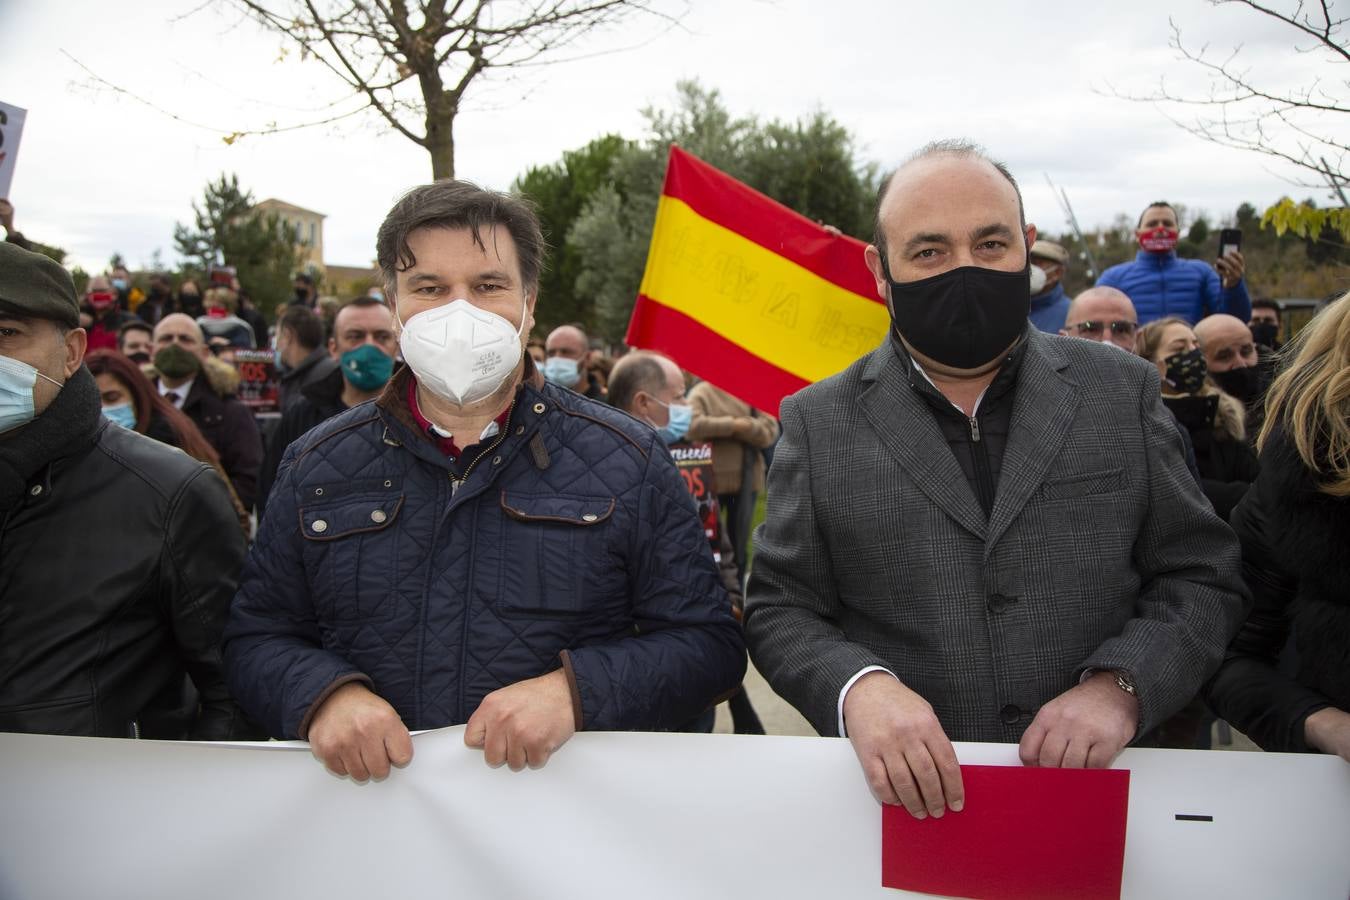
[223, 366, 746, 739]
[1097, 251, 1251, 325]
[1028, 283, 1071, 334]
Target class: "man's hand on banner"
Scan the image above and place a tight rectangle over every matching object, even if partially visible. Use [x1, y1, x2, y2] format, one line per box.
[307, 682, 415, 783]
[843, 672, 964, 820]
[1304, 707, 1350, 764]
[464, 669, 577, 771]
[1018, 670, 1138, 769]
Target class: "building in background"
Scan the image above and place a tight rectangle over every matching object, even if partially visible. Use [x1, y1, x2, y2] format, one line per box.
[253, 199, 325, 273]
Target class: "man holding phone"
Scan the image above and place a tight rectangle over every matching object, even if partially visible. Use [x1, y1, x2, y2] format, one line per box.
[1097, 202, 1250, 326]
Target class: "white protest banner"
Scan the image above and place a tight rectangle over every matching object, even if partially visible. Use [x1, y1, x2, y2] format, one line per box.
[0, 102, 27, 199]
[0, 728, 1347, 900]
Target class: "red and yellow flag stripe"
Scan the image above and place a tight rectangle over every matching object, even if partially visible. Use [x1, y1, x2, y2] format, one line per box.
[626, 146, 889, 416]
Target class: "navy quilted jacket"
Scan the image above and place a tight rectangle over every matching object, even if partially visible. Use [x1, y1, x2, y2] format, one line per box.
[223, 367, 745, 739]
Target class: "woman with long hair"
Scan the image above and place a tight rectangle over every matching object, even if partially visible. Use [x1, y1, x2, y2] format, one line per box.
[1205, 295, 1350, 761]
[85, 349, 250, 535]
[1136, 316, 1260, 519]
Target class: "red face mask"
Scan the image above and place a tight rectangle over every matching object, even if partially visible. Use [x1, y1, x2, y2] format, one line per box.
[88, 291, 117, 311]
[1138, 226, 1179, 253]
[206, 307, 228, 319]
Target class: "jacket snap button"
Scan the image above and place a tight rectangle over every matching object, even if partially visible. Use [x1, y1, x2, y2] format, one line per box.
[515, 425, 524, 435]
[312, 519, 329, 533]
[370, 509, 387, 524]
[314, 488, 324, 496]
[1000, 704, 1022, 724]
[533, 403, 545, 414]
[383, 480, 392, 488]
[582, 513, 598, 522]
[29, 484, 42, 496]
[492, 456, 502, 465]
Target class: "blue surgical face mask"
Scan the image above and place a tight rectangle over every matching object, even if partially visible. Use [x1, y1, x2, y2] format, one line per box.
[0, 354, 64, 435]
[102, 402, 137, 429]
[652, 397, 692, 445]
[340, 344, 395, 393]
[542, 356, 581, 388]
[111, 278, 128, 292]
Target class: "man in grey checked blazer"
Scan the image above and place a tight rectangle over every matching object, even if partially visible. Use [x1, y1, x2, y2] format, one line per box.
[744, 141, 1247, 821]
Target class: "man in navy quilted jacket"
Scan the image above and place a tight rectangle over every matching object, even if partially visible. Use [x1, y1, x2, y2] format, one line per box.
[224, 181, 746, 782]
[1096, 201, 1250, 325]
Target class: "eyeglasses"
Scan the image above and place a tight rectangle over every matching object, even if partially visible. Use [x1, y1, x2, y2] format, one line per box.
[1070, 320, 1137, 338]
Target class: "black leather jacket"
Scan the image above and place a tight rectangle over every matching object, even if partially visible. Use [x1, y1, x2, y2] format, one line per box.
[0, 368, 252, 739]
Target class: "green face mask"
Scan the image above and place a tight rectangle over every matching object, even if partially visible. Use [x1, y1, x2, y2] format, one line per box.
[154, 344, 202, 380]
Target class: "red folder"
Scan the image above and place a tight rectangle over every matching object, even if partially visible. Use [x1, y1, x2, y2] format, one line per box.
[881, 765, 1130, 899]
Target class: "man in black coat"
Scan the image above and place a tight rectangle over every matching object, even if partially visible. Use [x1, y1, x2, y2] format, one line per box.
[151, 313, 264, 511]
[257, 297, 397, 516]
[275, 304, 338, 412]
[0, 242, 253, 739]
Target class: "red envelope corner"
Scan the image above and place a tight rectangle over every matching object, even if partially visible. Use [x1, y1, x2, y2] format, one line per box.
[881, 764, 1130, 899]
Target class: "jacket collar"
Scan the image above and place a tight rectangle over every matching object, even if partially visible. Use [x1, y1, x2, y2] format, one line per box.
[858, 330, 1079, 547]
[374, 355, 546, 473]
[1135, 249, 1177, 266]
[0, 366, 103, 513]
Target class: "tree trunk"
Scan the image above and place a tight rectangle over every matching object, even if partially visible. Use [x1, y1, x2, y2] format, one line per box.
[426, 102, 456, 180]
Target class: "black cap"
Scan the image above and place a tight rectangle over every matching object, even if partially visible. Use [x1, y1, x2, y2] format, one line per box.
[0, 242, 81, 328]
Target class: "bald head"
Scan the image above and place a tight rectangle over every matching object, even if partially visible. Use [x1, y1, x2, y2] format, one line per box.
[546, 325, 588, 360]
[870, 142, 1028, 280]
[153, 313, 207, 359]
[608, 350, 685, 428]
[1062, 287, 1138, 351]
[1194, 313, 1257, 372]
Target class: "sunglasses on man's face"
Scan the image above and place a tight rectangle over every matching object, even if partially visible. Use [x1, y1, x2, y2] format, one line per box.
[1070, 320, 1137, 337]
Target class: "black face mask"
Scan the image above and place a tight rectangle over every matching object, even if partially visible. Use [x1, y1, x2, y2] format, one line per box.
[1250, 322, 1280, 350]
[1211, 365, 1263, 404]
[1163, 348, 1207, 395]
[127, 351, 151, 366]
[1162, 394, 1220, 433]
[880, 257, 1030, 370]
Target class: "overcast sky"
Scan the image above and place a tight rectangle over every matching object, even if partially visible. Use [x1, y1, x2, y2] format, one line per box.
[0, 0, 1337, 274]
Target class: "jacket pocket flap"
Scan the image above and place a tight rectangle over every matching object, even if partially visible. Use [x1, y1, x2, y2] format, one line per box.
[300, 495, 404, 541]
[500, 491, 615, 525]
[1039, 467, 1125, 500]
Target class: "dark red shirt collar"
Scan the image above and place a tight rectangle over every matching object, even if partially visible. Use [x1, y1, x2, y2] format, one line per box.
[405, 376, 511, 459]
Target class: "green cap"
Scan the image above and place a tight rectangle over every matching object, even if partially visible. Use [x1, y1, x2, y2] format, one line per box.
[0, 242, 81, 329]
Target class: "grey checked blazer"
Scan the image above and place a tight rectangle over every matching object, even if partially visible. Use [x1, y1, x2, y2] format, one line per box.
[744, 330, 1248, 742]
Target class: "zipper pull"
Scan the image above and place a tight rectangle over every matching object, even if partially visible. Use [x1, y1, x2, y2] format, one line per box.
[450, 474, 461, 496]
[969, 416, 981, 443]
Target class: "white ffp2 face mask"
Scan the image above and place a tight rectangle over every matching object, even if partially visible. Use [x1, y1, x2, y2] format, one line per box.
[1029, 264, 1047, 295]
[397, 296, 527, 406]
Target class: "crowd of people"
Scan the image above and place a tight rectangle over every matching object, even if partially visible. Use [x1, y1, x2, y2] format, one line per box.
[0, 141, 1346, 813]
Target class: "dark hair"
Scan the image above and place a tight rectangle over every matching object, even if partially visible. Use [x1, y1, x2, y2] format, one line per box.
[341, 295, 388, 311]
[117, 319, 152, 345]
[294, 272, 315, 286]
[607, 351, 667, 414]
[1252, 297, 1282, 312]
[277, 304, 324, 350]
[1138, 201, 1178, 228]
[376, 180, 547, 298]
[872, 139, 1025, 270]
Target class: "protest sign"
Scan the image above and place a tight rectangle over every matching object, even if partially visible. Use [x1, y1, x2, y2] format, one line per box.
[668, 440, 722, 559]
[0, 101, 27, 198]
[233, 349, 280, 414]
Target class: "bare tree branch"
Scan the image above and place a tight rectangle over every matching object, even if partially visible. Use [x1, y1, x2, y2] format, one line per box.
[1105, 0, 1348, 193]
[220, 0, 685, 177]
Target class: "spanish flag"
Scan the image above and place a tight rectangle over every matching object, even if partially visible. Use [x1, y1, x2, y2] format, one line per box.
[626, 146, 890, 417]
